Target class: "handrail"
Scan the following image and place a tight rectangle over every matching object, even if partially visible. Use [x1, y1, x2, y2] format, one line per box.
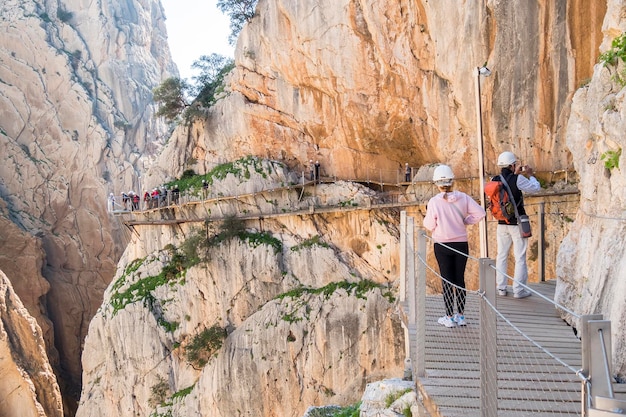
[401, 215, 600, 416]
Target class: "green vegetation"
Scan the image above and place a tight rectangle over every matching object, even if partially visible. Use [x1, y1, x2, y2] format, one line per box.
[163, 156, 276, 195]
[111, 257, 146, 292]
[153, 54, 234, 123]
[290, 235, 331, 252]
[217, 0, 259, 45]
[171, 384, 195, 402]
[149, 378, 170, 407]
[276, 279, 395, 303]
[185, 325, 227, 368]
[181, 218, 282, 267]
[275, 280, 394, 323]
[145, 293, 180, 333]
[330, 402, 361, 417]
[385, 388, 413, 407]
[240, 230, 282, 253]
[338, 199, 358, 207]
[152, 77, 192, 123]
[599, 33, 626, 66]
[109, 250, 189, 316]
[192, 53, 235, 107]
[599, 32, 626, 86]
[601, 148, 621, 171]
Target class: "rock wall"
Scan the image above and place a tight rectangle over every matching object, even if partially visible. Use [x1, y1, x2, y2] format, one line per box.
[556, 0, 626, 379]
[0, 0, 176, 410]
[149, 0, 605, 187]
[1, 0, 624, 414]
[77, 163, 404, 417]
[0, 270, 63, 417]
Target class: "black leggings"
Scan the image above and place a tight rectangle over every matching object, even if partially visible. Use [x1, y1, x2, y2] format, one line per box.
[434, 242, 469, 317]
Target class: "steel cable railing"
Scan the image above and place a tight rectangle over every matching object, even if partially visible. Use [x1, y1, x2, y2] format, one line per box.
[407, 230, 590, 416]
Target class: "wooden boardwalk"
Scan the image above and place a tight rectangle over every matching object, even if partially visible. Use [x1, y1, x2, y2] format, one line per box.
[415, 280, 626, 417]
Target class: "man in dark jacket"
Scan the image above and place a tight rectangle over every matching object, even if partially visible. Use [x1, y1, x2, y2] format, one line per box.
[494, 151, 541, 298]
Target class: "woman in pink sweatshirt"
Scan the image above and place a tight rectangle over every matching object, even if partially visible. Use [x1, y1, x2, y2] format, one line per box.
[423, 165, 486, 328]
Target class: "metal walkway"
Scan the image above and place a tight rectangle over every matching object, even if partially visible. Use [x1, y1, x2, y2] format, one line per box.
[414, 280, 626, 417]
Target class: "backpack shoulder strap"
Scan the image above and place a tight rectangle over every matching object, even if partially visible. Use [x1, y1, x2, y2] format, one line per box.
[499, 174, 522, 220]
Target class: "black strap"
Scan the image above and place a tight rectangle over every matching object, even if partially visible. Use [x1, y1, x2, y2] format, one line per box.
[499, 174, 522, 222]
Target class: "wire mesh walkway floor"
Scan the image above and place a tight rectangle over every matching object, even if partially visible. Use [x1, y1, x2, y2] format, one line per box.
[415, 280, 626, 417]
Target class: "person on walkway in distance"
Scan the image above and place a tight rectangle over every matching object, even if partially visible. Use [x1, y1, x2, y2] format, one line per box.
[108, 193, 115, 212]
[405, 162, 411, 182]
[424, 165, 486, 328]
[122, 191, 129, 210]
[171, 184, 180, 205]
[202, 180, 209, 199]
[314, 160, 321, 183]
[493, 151, 541, 299]
[131, 191, 140, 211]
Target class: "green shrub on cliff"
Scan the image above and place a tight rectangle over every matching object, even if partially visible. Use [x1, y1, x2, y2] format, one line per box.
[185, 325, 227, 367]
[599, 32, 626, 86]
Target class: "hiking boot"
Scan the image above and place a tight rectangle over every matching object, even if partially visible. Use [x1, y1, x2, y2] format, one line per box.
[453, 314, 467, 326]
[438, 315, 457, 328]
[514, 289, 532, 299]
[497, 289, 507, 296]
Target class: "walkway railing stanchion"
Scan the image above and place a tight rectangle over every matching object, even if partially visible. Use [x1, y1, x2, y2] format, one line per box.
[581, 314, 602, 414]
[415, 225, 426, 379]
[400, 212, 407, 303]
[538, 202, 545, 281]
[479, 258, 497, 417]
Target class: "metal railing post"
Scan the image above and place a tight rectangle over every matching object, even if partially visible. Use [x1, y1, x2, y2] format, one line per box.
[400, 212, 407, 303]
[414, 227, 426, 378]
[584, 317, 613, 397]
[479, 258, 497, 417]
[407, 217, 416, 326]
[581, 314, 603, 415]
[400, 212, 410, 374]
[538, 202, 545, 281]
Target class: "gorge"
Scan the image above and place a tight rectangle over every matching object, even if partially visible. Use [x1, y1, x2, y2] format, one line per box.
[1, 0, 625, 416]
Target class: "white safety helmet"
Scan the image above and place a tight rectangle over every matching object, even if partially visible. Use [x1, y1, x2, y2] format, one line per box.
[497, 151, 517, 167]
[432, 164, 455, 186]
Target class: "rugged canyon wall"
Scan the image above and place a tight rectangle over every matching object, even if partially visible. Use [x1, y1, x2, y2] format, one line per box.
[1, 0, 624, 415]
[0, 270, 63, 417]
[0, 0, 176, 411]
[76, 162, 404, 417]
[149, 0, 605, 188]
[556, 0, 626, 379]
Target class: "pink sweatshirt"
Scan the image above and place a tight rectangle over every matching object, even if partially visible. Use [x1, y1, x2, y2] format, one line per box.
[423, 191, 486, 243]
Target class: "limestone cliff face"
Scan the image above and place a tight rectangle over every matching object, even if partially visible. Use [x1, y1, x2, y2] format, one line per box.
[150, 0, 605, 187]
[0, 0, 176, 406]
[77, 162, 404, 417]
[0, 269, 63, 417]
[0, 201, 54, 354]
[556, 0, 626, 379]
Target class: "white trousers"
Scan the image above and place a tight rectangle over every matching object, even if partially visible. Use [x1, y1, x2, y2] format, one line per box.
[496, 224, 528, 294]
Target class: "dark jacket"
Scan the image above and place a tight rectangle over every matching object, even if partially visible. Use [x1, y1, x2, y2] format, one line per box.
[493, 168, 526, 225]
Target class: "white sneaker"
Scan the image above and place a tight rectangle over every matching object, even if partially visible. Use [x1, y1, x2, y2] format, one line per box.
[453, 314, 467, 326]
[497, 289, 507, 296]
[438, 315, 457, 328]
[514, 289, 532, 299]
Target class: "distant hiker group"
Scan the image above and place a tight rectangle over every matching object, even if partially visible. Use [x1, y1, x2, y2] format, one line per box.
[108, 184, 182, 212]
[142, 185, 180, 209]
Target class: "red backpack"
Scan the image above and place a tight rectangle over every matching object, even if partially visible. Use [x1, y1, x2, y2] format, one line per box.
[484, 178, 516, 224]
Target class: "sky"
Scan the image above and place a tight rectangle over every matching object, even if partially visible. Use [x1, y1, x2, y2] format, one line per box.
[160, 0, 235, 81]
